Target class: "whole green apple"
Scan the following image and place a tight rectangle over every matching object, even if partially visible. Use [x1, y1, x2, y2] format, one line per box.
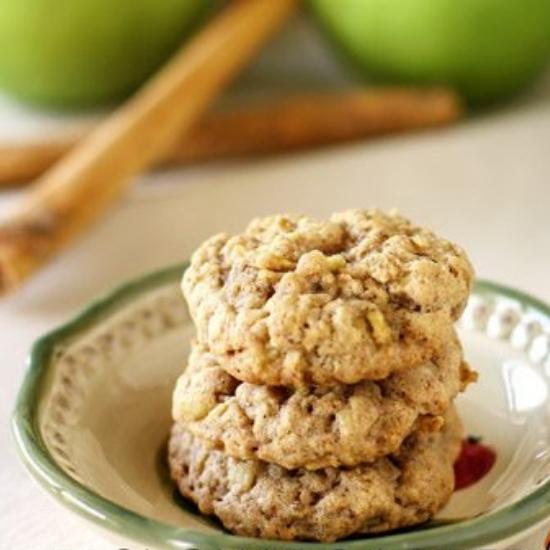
[311, 0, 550, 104]
[0, 0, 211, 108]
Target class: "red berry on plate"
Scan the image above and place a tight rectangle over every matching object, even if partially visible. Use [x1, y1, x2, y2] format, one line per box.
[454, 437, 496, 490]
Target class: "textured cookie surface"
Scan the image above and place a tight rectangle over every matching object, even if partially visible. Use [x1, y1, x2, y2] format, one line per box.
[169, 408, 463, 542]
[182, 210, 473, 386]
[172, 336, 474, 469]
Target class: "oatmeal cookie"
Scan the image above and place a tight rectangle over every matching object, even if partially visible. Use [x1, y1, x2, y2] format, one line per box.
[172, 336, 474, 469]
[168, 408, 463, 542]
[182, 210, 473, 386]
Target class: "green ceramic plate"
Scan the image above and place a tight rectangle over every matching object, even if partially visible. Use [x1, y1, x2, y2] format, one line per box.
[12, 263, 550, 549]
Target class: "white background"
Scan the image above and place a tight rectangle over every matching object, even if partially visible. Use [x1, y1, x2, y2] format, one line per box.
[1, 14, 550, 550]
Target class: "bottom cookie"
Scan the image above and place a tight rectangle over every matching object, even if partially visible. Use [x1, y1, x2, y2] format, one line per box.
[168, 408, 463, 542]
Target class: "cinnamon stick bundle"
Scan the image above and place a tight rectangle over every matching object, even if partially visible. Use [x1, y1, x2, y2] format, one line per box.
[0, 0, 297, 294]
[0, 88, 461, 186]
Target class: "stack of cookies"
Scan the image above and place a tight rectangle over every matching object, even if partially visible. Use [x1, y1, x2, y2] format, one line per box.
[169, 209, 476, 542]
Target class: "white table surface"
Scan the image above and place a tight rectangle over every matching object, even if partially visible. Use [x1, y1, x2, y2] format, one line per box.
[1, 14, 550, 550]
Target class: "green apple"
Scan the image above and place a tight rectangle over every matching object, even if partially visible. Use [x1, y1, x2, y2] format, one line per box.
[311, 0, 550, 104]
[0, 0, 212, 108]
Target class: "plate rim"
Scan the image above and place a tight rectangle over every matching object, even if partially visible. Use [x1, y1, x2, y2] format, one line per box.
[11, 263, 550, 550]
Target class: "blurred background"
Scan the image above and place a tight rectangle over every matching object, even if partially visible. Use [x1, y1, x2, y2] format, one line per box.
[1, 1, 549, 548]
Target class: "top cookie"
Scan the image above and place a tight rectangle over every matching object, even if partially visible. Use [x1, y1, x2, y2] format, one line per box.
[182, 209, 474, 386]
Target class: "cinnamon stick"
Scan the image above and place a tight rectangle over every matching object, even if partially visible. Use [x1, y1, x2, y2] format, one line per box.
[170, 88, 462, 163]
[0, 0, 297, 294]
[0, 88, 461, 186]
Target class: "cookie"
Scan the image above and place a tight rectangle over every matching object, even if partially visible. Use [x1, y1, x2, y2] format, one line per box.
[182, 210, 473, 386]
[172, 336, 474, 469]
[168, 408, 463, 542]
